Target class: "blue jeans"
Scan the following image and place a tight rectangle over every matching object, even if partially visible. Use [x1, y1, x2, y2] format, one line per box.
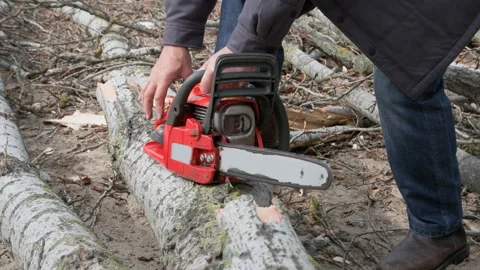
[374, 68, 462, 237]
[214, 0, 284, 73]
[216, 1, 463, 237]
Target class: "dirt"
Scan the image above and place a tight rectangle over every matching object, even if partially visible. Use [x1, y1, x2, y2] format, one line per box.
[0, 83, 478, 269]
[1, 1, 480, 270]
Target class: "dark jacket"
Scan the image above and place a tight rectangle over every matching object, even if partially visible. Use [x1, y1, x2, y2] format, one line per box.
[163, 0, 480, 100]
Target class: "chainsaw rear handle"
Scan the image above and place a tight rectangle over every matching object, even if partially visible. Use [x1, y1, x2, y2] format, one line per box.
[166, 69, 205, 127]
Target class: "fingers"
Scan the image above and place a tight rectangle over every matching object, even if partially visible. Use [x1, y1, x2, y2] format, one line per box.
[142, 82, 156, 120]
[139, 80, 150, 102]
[154, 79, 171, 119]
[200, 60, 215, 94]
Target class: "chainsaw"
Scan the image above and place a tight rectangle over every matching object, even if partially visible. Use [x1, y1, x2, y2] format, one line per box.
[143, 53, 332, 189]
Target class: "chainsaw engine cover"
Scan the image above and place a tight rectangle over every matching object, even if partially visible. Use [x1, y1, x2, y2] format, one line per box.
[213, 101, 256, 146]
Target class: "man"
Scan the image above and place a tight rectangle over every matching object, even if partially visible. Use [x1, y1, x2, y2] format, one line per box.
[140, 1, 480, 269]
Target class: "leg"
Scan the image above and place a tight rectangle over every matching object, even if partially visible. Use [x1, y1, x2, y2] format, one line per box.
[214, 0, 284, 72]
[374, 67, 468, 269]
[215, 0, 286, 149]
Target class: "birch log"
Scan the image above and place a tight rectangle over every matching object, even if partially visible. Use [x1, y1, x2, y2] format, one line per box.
[283, 42, 334, 83]
[294, 17, 373, 75]
[95, 69, 320, 269]
[444, 63, 480, 104]
[338, 85, 480, 194]
[0, 77, 126, 269]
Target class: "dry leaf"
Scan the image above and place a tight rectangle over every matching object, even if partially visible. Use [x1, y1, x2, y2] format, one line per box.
[44, 110, 106, 130]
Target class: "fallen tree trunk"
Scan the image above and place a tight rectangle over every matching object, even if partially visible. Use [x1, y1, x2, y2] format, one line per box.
[283, 42, 334, 83]
[95, 69, 319, 269]
[444, 63, 480, 104]
[0, 76, 126, 269]
[340, 85, 480, 194]
[457, 148, 480, 193]
[293, 16, 373, 75]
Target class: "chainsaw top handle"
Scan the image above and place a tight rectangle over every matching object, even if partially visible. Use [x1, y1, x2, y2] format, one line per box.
[166, 53, 278, 129]
[202, 53, 279, 134]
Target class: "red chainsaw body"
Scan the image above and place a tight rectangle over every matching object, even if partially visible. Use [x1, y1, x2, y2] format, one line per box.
[143, 83, 264, 184]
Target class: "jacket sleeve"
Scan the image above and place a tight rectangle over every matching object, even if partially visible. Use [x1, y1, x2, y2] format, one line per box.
[163, 0, 217, 48]
[226, 0, 306, 53]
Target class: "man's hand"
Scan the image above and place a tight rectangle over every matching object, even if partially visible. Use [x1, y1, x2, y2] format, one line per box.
[140, 45, 193, 119]
[199, 46, 234, 93]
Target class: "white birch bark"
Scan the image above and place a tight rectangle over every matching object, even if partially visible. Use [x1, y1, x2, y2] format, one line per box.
[0, 77, 126, 269]
[95, 69, 319, 269]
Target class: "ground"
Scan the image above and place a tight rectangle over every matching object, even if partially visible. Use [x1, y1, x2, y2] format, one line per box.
[1, 1, 480, 269]
[0, 86, 478, 269]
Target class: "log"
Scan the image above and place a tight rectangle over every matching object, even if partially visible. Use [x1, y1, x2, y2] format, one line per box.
[289, 125, 357, 149]
[472, 30, 480, 44]
[283, 42, 334, 83]
[95, 69, 319, 269]
[305, 10, 479, 102]
[306, 9, 353, 47]
[444, 62, 480, 104]
[0, 76, 126, 269]
[294, 16, 373, 75]
[340, 85, 480, 193]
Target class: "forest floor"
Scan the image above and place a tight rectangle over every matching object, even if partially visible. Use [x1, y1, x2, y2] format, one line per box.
[1, 1, 480, 269]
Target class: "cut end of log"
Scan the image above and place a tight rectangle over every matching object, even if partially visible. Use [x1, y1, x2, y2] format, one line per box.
[97, 81, 117, 102]
[216, 201, 282, 223]
[255, 204, 282, 223]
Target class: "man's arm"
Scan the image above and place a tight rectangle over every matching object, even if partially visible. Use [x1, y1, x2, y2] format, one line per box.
[199, 0, 305, 91]
[163, 0, 218, 48]
[139, 0, 217, 120]
[227, 0, 305, 53]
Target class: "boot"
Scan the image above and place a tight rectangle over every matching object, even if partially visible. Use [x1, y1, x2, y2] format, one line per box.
[376, 226, 470, 270]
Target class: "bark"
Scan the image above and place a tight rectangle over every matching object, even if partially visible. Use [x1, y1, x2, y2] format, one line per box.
[283, 42, 334, 83]
[444, 63, 480, 104]
[339, 85, 480, 192]
[294, 16, 373, 75]
[0, 77, 126, 269]
[306, 9, 353, 47]
[472, 30, 480, 44]
[456, 148, 480, 194]
[59, 5, 129, 57]
[95, 69, 319, 269]
[289, 125, 357, 149]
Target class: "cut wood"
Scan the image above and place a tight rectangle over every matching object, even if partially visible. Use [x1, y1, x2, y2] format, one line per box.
[287, 106, 355, 130]
[44, 110, 107, 130]
[0, 76, 126, 269]
[95, 69, 318, 269]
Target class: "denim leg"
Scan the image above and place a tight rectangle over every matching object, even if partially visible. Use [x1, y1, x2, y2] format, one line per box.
[214, 0, 284, 72]
[374, 67, 463, 237]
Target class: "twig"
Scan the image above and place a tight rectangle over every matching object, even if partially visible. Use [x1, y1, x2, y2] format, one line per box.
[72, 141, 106, 154]
[83, 177, 116, 226]
[81, 61, 154, 81]
[333, 74, 373, 101]
[342, 228, 407, 270]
